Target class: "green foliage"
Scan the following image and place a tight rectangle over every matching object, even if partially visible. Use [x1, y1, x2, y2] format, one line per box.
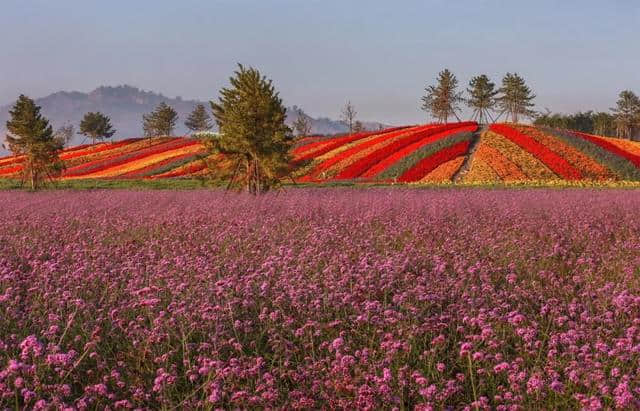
[422, 69, 463, 123]
[497, 73, 536, 123]
[184, 104, 213, 132]
[466, 75, 498, 124]
[79, 112, 116, 144]
[5, 95, 64, 189]
[209, 64, 291, 194]
[143, 102, 178, 137]
[611, 90, 640, 139]
[534, 111, 615, 136]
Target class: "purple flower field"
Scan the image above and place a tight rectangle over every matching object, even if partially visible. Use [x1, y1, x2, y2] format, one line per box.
[1, 188, 639, 409]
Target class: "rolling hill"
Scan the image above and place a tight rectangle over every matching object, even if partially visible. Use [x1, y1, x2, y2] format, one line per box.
[1, 122, 640, 184]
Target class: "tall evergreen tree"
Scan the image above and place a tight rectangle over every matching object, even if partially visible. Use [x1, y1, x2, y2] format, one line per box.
[5, 95, 64, 189]
[292, 108, 312, 137]
[421, 69, 463, 123]
[142, 102, 178, 137]
[209, 64, 291, 194]
[79, 112, 116, 144]
[466, 74, 498, 124]
[611, 90, 640, 139]
[497, 73, 536, 123]
[341, 101, 357, 133]
[184, 104, 213, 133]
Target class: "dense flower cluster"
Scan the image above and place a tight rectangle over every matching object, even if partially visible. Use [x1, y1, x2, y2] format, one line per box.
[1, 189, 639, 409]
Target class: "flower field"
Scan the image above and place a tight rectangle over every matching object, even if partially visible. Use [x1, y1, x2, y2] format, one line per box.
[1, 122, 640, 184]
[462, 124, 640, 183]
[1, 189, 639, 409]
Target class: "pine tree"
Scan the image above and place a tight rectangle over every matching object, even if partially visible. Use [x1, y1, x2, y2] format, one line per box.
[421, 69, 463, 123]
[466, 74, 498, 124]
[184, 104, 213, 133]
[341, 101, 357, 133]
[142, 102, 178, 137]
[292, 108, 312, 137]
[497, 73, 536, 123]
[79, 112, 116, 144]
[611, 90, 640, 139]
[5, 95, 64, 189]
[209, 64, 291, 194]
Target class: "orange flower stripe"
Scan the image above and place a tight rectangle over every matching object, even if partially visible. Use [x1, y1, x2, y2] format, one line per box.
[66, 144, 204, 179]
[475, 144, 527, 181]
[594, 135, 640, 156]
[516, 126, 613, 180]
[462, 155, 500, 182]
[419, 156, 465, 182]
[483, 131, 556, 179]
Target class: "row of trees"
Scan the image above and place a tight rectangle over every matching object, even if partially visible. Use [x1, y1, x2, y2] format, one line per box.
[421, 70, 535, 124]
[534, 91, 640, 139]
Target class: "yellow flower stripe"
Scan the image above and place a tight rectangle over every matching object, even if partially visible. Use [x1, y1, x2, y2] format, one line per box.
[475, 144, 527, 181]
[68, 144, 204, 179]
[516, 126, 613, 180]
[419, 156, 465, 182]
[462, 155, 500, 182]
[483, 131, 556, 179]
[64, 137, 173, 167]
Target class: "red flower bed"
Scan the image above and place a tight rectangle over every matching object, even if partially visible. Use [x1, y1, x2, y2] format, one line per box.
[152, 161, 207, 178]
[398, 140, 471, 182]
[335, 122, 477, 179]
[59, 138, 139, 160]
[64, 138, 198, 177]
[572, 132, 640, 168]
[361, 124, 477, 178]
[294, 126, 410, 162]
[491, 124, 582, 180]
[301, 126, 426, 181]
[0, 165, 23, 176]
[118, 152, 202, 178]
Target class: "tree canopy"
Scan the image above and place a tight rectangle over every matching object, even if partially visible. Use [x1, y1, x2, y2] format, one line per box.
[5, 95, 64, 189]
[79, 112, 116, 144]
[421, 69, 463, 123]
[466, 74, 498, 124]
[612, 90, 640, 139]
[497, 73, 536, 123]
[209, 64, 291, 194]
[184, 104, 213, 133]
[143, 102, 178, 137]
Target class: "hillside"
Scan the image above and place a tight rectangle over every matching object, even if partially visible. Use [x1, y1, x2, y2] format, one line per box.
[1, 123, 640, 183]
[0, 87, 389, 154]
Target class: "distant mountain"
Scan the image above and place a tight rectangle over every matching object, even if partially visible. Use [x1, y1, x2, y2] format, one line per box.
[0, 86, 390, 155]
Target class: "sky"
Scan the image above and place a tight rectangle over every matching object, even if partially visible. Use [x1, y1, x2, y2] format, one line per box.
[1, 0, 639, 124]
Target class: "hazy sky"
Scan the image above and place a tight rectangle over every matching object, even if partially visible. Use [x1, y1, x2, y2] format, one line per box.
[1, 0, 639, 124]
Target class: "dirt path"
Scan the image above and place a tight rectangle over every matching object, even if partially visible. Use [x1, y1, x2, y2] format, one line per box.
[452, 124, 488, 182]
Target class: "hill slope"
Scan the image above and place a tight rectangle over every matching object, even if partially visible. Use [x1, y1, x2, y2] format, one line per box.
[1, 123, 640, 183]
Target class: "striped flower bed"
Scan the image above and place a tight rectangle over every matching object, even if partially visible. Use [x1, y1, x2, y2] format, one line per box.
[119, 153, 204, 179]
[473, 144, 527, 181]
[419, 156, 466, 182]
[399, 140, 471, 182]
[572, 131, 640, 168]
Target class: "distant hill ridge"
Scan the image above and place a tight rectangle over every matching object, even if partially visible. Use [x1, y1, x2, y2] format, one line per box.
[0, 85, 389, 154]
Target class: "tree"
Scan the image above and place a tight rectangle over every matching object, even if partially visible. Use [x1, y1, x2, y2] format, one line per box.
[143, 102, 178, 137]
[353, 120, 365, 133]
[466, 74, 498, 124]
[208, 64, 291, 194]
[497, 73, 536, 123]
[341, 101, 357, 133]
[5, 95, 64, 190]
[292, 108, 312, 137]
[184, 104, 213, 133]
[79, 112, 116, 144]
[421, 69, 463, 123]
[611, 90, 640, 139]
[54, 123, 75, 147]
[593, 112, 615, 136]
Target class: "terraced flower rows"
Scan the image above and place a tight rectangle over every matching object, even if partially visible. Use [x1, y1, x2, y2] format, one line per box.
[462, 124, 640, 183]
[1, 122, 640, 183]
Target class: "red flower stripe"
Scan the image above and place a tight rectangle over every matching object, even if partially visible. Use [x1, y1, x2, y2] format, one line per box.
[118, 152, 203, 178]
[0, 165, 22, 176]
[152, 161, 207, 178]
[361, 124, 477, 178]
[399, 140, 471, 182]
[295, 126, 410, 162]
[335, 122, 477, 179]
[64, 138, 197, 177]
[490, 124, 582, 180]
[301, 126, 427, 180]
[572, 131, 640, 168]
[59, 138, 140, 160]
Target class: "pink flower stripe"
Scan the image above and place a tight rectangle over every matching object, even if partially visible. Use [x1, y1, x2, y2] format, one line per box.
[572, 131, 640, 168]
[63, 138, 197, 177]
[299, 126, 425, 181]
[491, 124, 583, 180]
[294, 126, 410, 162]
[335, 122, 477, 180]
[399, 140, 471, 182]
[361, 124, 477, 178]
